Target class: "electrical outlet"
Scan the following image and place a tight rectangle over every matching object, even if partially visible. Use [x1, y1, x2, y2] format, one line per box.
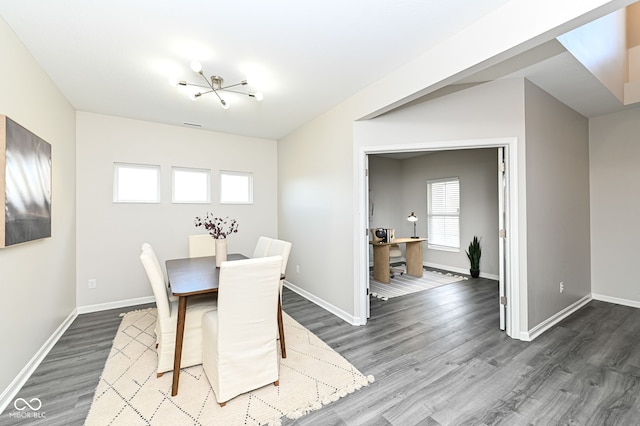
[559, 281, 564, 293]
[88, 279, 97, 289]
[296, 265, 300, 274]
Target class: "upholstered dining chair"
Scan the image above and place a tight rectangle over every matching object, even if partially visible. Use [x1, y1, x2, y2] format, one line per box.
[202, 255, 283, 406]
[252, 236, 272, 258]
[141, 243, 177, 304]
[265, 239, 292, 358]
[188, 234, 216, 258]
[140, 243, 217, 376]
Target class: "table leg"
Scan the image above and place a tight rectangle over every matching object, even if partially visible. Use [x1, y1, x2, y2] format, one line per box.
[405, 241, 424, 278]
[172, 295, 187, 396]
[277, 297, 286, 358]
[372, 244, 391, 284]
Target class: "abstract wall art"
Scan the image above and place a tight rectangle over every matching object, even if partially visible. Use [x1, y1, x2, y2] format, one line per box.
[1, 115, 52, 247]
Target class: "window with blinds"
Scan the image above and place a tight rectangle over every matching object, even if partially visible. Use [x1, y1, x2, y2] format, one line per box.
[427, 177, 460, 251]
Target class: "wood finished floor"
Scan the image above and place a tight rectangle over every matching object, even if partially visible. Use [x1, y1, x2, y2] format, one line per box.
[3, 278, 640, 425]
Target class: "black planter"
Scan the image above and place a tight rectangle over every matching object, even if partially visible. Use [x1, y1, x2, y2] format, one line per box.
[470, 269, 480, 278]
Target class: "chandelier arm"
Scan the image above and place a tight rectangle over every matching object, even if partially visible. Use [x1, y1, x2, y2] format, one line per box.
[183, 82, 211, 89]
[219, 81, 247, 90]
[221, 89, 253, 96]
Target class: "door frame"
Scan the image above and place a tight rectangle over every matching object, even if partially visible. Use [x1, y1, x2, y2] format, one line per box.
[354, 137, 521, 339]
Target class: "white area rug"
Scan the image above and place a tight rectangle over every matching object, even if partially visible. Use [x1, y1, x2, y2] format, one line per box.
[85, 308, 373, 425]
[370, 269, 466, 300]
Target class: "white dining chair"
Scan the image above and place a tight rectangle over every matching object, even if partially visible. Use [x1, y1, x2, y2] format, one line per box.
[252, 236, 272, 258]
[140, 243, 217, 376]
[141, 243, 177, 305]
[202, 255, 283, 406]
[265, 239, 292, 358]
[188, 234, 216, 258]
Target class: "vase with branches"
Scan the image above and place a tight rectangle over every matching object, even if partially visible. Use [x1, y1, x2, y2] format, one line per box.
[194, 213, 239, 239]
[194, 213, 239, 267]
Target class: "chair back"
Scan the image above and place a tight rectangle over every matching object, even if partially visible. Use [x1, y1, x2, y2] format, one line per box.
[217, 256, 282, 354]
[266, 239, 292, 274]
[189, 234, 216, 258]
[389, 244, 402, 258]
[140, 243, 171, 324]
[252, 236, 272, 258]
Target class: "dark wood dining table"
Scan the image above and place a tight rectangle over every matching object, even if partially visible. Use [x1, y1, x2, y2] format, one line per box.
[165, 253, 246, 396]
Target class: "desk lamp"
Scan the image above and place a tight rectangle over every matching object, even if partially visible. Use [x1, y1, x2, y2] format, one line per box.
[407, 212, 418, 238]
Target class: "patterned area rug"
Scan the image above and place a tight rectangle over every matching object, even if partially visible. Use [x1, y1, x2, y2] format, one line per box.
[85, 308, 373, 425]
[370, 269, 466, 300]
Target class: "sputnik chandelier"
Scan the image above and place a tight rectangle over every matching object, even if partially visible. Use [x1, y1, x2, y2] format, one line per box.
[174, 60, 263, 109]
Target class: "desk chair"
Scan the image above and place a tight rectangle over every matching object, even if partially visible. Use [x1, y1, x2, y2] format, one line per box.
[389, 244, 405, 278]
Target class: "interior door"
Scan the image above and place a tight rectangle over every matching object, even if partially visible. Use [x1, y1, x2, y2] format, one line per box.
[365, 154, 371, 319]
[498, 147, 506, 330]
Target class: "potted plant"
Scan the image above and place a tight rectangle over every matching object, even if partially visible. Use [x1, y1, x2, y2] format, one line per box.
[466, 236, 481, 278]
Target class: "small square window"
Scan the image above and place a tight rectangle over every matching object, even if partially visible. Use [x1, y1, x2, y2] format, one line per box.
[113, 163, 160, 203]
[172, 167, 211, 203]
[220, 171, 253, 204]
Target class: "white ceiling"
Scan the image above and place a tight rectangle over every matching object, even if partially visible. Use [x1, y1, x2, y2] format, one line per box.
[0, 1, 634, 141]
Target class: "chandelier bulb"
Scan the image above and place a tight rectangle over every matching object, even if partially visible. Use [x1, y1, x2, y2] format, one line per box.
[253, 91, 264, 102]
[220, 99, 230, 109]
[190, 60, 203, 73]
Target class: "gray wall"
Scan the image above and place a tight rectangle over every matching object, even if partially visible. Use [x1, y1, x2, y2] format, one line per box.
[277, 1, 623, 328]
[0, 18, 77, 397]
[358, 78, 593, 332]
[524, 80, 591, 327]
[368, 156, 403, 233]
[369, 149, 499, 278]
[356, 79, 526, 318]
[590, 107, 640, 306]
[76, 112, 278, 308]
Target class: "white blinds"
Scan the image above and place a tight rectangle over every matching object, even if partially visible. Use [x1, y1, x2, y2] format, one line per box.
[427, 177, 460, 250]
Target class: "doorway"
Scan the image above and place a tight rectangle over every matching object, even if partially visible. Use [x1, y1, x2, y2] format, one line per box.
[355, 138, 521, 339]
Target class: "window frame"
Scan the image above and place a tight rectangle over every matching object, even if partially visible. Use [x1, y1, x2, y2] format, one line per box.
[427, 176, 460, 252]
[220, 170, 253, 205]
[113, 162, 161, 203]
[171, 166, 211, 204]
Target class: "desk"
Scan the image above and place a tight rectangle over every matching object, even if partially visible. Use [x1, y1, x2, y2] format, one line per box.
[370, 237, 426, 284]
[166, 253, 246, 396]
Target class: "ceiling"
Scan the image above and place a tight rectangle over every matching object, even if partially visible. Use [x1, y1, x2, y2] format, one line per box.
[0, 1, 634, 141]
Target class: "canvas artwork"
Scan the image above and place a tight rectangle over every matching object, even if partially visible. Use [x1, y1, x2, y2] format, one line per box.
[0, 115, 52, 247]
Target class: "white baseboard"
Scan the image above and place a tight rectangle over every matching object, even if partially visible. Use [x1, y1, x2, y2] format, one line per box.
[2, 296, 155, 412]
[0, 308, 78, 414]
[368, 259, 499, 281]
[521, 294, 592, 341]
[592, 293, 640, 309]
[283, 280, 359, 325]
[423, 261, 499, 281]
[77, 296, 156, 314]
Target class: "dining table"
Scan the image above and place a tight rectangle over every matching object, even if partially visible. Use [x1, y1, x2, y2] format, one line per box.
[165, 253, 246, 396]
